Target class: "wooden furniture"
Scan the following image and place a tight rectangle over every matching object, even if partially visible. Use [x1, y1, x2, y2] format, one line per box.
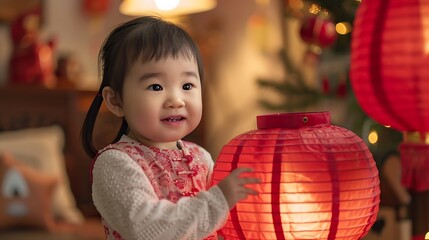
[0, 85, 121, 217]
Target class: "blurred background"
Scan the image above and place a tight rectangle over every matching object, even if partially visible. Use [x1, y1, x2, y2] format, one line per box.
[0, 0, 402, 157]
[0, 0, 415, 240]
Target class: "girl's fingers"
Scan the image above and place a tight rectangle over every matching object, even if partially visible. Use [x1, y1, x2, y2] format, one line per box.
[231, 167, 254, 176]
[237, 188, 259, 200]
[243, 178, 261, 184]
[245, 188, 259, 195]
[236, 177, 260, 186]
[238, 185, 259, 195]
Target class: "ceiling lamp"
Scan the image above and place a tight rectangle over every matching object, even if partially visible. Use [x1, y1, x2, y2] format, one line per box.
[119, 0, 217, 17]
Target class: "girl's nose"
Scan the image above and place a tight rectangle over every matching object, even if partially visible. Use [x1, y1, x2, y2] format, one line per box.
[164, 93, 185, 108]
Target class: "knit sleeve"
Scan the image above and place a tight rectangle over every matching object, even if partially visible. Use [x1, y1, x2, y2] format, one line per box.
[92, 149, 229, 240]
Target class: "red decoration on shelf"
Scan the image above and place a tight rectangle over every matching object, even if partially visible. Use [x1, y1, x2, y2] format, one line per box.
[213, 112, 380, 240]
[9, 9, 56, 87]
[299, 15, 337, 48]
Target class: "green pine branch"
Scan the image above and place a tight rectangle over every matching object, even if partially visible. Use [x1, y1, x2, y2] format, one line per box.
[257, 49, 323, 111]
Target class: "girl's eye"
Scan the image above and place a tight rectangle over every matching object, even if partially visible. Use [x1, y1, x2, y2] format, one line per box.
[183, 83, 193, 90]
[148, 84, 163, 91]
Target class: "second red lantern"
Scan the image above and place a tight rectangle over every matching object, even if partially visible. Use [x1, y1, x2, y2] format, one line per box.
[213, 112, 380, 240]
[350, 0, 429, 132]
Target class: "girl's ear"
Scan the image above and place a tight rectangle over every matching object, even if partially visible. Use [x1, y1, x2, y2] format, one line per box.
[102, 86, 124, 117]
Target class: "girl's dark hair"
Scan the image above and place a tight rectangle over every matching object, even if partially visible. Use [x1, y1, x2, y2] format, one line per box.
[81, 16, 204, 158]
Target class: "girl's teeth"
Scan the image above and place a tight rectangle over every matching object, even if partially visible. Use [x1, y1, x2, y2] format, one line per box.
[168, 118, 181, 121]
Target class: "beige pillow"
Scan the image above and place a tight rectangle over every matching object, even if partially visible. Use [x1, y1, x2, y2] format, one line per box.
[0, 125, 84, 224]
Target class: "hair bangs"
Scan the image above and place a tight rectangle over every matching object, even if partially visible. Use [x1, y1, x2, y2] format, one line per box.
[124, 22, 198, 65]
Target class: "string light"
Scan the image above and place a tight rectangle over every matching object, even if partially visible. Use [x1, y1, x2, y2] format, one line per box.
[335, 22, 352, 35]
[308, 3, 321, 14]
[368, 130, 379, 144]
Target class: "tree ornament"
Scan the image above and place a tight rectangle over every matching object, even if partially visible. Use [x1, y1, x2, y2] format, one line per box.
[300, 14, 337, 52]
[299, 14, 337, 64]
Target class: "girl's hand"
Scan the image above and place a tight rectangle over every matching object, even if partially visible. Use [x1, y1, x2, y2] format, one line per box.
[216, 167, 260, 210]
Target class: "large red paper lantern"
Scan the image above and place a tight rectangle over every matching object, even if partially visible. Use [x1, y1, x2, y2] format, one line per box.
[350, 2, 429, 238]
[350, 0, 429, 133]
[213, 112, 380, 240]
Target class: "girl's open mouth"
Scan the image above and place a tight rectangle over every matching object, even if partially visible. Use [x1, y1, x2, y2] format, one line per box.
[162, 116, 185, 122]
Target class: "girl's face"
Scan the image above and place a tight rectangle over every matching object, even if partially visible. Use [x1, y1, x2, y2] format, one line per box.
[121, 55, 202, 149]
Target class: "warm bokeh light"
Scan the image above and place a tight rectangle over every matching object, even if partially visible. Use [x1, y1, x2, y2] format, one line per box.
[154, 0, 180, 10]
[368, 130, 378, 144]
[335, 22, 352, 35]
[308, 3, 321, 14]
[119, 0, 217, 17]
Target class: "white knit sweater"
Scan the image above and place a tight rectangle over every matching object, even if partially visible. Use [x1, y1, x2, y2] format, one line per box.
[91, 135, 229, 240]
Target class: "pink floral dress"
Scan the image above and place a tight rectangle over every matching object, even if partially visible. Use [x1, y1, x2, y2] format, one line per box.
[93, 138, 218, 240]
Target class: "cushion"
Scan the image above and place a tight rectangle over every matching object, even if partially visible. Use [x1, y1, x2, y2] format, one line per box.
[0, 152, 58, 230]
[0, 125, 84, 224]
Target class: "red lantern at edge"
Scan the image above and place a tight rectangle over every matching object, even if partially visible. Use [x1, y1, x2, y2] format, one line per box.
[350, 1, 429, 238]
[213, 112, 380, 240]
[350, 0, 429, 133]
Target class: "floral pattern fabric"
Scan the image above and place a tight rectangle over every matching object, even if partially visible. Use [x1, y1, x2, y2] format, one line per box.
[93, 137, 218, 240]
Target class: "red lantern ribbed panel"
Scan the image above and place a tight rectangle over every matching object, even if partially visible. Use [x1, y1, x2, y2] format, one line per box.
[212, 112, 380, 240]
[350, 0, 429, 132]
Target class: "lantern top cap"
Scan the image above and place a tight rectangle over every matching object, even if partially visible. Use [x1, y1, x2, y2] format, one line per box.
[257, 111, 331, 129]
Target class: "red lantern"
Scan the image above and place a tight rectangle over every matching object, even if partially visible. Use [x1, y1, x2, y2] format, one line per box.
[213, 112, 380, 240]
[350, 2, 429, 238]
[350, 0, 429, 133]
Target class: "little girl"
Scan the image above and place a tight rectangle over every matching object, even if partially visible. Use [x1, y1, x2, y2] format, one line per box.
[81, 16, 260, 240]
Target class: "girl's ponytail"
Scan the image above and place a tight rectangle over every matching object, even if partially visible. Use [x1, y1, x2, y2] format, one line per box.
[81, 91, 129, 159]
[81, 91, 104, 158]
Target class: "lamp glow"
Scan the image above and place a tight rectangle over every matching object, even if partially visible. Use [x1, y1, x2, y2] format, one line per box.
[119, 0, 217, 17]
[154, 0, 179, 10]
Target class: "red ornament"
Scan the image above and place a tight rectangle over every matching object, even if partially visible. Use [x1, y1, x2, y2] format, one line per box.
[9, 9, 56, 88]
[82, 0, 109, 16]
[350, 0, 429, 133]
[213, 112, 380, 240]
[299, 15, 337, 48]
[322, 76, 330, 94]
